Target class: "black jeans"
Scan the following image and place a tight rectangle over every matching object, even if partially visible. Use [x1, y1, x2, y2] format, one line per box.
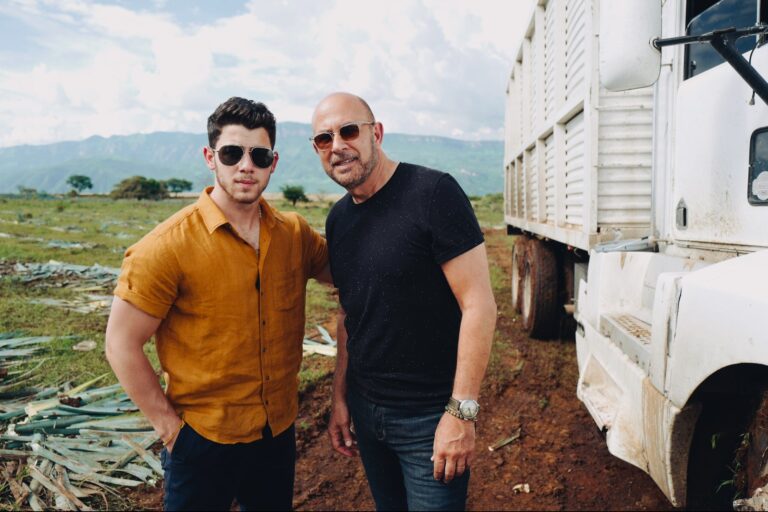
[160, 423, 296, 511]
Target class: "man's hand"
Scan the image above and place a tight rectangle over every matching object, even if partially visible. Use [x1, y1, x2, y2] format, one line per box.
[166, 433, 179, 454]
[327, 395, 358, 457]
[161, 417, 185, 454]
[432, 413, 475, 483]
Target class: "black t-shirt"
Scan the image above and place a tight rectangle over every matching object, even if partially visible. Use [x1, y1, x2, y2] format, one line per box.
[326, 163, 484, 407]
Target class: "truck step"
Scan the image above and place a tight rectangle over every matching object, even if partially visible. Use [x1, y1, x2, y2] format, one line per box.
[578, 355, 621, 431]
[599, 313, 651, 372]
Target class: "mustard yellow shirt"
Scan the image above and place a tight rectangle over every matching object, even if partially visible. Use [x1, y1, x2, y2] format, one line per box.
[114, 187, 328, 443]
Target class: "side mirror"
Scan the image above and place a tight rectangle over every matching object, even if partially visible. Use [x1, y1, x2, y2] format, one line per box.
[599, 0, 662, 91]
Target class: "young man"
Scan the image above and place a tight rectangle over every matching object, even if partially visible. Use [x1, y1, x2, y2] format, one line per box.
[105, 97, 329, 511]
[311, 92, 497, 511]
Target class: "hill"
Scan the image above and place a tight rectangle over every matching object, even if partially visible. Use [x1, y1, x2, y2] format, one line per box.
[0, 123, 503, 196]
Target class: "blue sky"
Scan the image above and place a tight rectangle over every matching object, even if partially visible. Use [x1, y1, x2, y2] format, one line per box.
[0, 0, 533, 148]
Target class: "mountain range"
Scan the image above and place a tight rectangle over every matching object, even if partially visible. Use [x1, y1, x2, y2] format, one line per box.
[0, 123, 503, 197]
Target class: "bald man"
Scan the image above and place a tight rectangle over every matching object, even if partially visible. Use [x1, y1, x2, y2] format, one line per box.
[310, 92, 497, 511]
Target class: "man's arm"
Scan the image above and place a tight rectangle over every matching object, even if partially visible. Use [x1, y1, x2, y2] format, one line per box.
[105, 296, 183, 450]
[432, 243, 497, 483]
[327, 308, 358, 457]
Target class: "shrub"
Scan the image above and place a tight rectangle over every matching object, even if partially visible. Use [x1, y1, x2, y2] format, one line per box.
[110, 176, 169, 200]
[281, 185, 309, 206]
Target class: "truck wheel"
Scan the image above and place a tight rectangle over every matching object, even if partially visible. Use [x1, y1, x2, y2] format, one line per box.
[733, 390, 768, 503]
[687, 386, 768, 509]
[511, 236, 528, 313]
[521, 238, 559, 339]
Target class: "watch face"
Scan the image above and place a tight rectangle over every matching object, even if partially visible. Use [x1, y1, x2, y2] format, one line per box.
[459, 400, 479, 418]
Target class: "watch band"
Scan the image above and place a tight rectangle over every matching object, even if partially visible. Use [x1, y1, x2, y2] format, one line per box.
[445, 397, 479, 422]
[445, 405, 469, 421]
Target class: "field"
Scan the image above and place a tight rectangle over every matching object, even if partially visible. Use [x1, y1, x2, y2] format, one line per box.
[0, 192, 502, 388]
[0, 192, 674, 511]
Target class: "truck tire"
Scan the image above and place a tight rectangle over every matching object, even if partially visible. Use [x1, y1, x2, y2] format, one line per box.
[521, 238, 559, 339]
[687, 381, 768, 510]
[734, 390, 768, 503]
[511, 236, 528, 313]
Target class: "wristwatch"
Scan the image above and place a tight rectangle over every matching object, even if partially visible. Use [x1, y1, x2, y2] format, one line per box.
[445, 397, 480, 422]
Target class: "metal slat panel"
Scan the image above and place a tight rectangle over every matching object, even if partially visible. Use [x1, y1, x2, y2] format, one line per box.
[526, 147, 539, 222]
[505, 162, 513, 217]
[544, 133, 556, 224]
[597, 87, 654, 227]
[529, 32, 538, 135]
[505, 75, 519, 161]
[517, 69, 524, 149]
[516, 157, 524, 218]
[564, 0, 587, 102]
[544, 0, 557, 122]
[564, 111, 585, 227]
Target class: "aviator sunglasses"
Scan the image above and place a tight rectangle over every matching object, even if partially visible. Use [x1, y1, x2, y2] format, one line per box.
[310, 121, 375, 151]
[212, 145, 275, 168]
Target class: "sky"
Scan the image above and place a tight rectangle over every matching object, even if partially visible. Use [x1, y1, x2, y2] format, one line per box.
[0, 0, 535, 148]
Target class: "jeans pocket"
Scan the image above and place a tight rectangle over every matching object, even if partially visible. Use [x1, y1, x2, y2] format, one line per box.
[168, 423, 193, 463]
[160, 448, 169, 471]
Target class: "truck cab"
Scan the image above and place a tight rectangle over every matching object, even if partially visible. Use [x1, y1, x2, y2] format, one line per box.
[504, 0, 768, 507]
[579, 1, 768, 507]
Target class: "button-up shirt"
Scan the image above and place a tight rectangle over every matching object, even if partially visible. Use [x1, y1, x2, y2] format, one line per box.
[114, 187, 328, 443]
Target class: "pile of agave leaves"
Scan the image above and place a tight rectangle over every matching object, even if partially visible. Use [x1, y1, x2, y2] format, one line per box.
[0, 333, 159, 511]
[0, 260, 337, 509]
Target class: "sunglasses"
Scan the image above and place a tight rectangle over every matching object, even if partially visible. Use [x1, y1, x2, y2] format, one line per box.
[212, 145, 275, 168]
[310, 121, 375, 151]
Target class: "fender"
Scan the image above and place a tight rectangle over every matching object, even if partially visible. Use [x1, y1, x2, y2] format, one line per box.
[667, 249, 768, 409]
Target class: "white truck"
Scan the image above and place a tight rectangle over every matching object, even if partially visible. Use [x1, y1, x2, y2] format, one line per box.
[504, 0, 768, 507]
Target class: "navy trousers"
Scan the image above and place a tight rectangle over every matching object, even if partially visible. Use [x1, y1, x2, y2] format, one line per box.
[160, 423, 295, 511]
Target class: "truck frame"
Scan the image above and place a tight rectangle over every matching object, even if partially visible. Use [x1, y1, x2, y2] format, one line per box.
[503, 0, 768, 507]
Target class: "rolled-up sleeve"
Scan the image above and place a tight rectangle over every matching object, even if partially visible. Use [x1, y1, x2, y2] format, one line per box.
[113, 233, 180, 319]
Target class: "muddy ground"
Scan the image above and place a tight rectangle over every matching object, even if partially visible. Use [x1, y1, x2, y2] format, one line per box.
[132, 228, 675, 510]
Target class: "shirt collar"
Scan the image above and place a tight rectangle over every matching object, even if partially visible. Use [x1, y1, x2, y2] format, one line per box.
[197, 186, 283, 234]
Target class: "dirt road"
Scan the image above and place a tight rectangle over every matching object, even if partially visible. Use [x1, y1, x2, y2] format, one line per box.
[292, 228, 674, 511]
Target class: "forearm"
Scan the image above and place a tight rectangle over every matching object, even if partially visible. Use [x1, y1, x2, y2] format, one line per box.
[332, 309, 349, 400]
[105, 338, 179, 439]
[451, 299, 497, 399]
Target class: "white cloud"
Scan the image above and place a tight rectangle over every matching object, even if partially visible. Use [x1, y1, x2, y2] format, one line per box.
[0, 0, 535, 147]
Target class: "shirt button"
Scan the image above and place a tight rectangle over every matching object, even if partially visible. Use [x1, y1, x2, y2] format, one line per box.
[265, 400, 270, 405]
[262, 347, 267, 353]
[262, 320, 266, 325]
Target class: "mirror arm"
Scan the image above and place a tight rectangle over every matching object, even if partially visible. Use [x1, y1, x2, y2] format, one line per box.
[653, 25, 768, 105]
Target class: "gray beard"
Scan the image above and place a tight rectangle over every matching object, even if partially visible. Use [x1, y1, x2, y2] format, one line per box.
[328, 139, 379, 190]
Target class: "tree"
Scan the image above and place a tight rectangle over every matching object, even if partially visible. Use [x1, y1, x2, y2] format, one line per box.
[281, 185, 309, 206]
[163, 178, 193, 194]
[66, 175, 93, 195]
[110, 176, 169, 200]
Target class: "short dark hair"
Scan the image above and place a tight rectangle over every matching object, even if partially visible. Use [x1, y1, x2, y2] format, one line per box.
[207, 97, 277, 149]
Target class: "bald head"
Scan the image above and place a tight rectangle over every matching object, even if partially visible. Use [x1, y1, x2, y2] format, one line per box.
[311, 92, 375, 129]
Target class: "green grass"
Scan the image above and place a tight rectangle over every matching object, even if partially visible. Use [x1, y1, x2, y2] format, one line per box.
[0, 194, 340, 394]
[470, 192, 504, 228]
[483, 231, 523, 391]
[0, 192, 503, 394]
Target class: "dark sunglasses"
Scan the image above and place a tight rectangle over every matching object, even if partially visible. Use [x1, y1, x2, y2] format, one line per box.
[212, 145, 275, 168]
[310, 121, 375, 151]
